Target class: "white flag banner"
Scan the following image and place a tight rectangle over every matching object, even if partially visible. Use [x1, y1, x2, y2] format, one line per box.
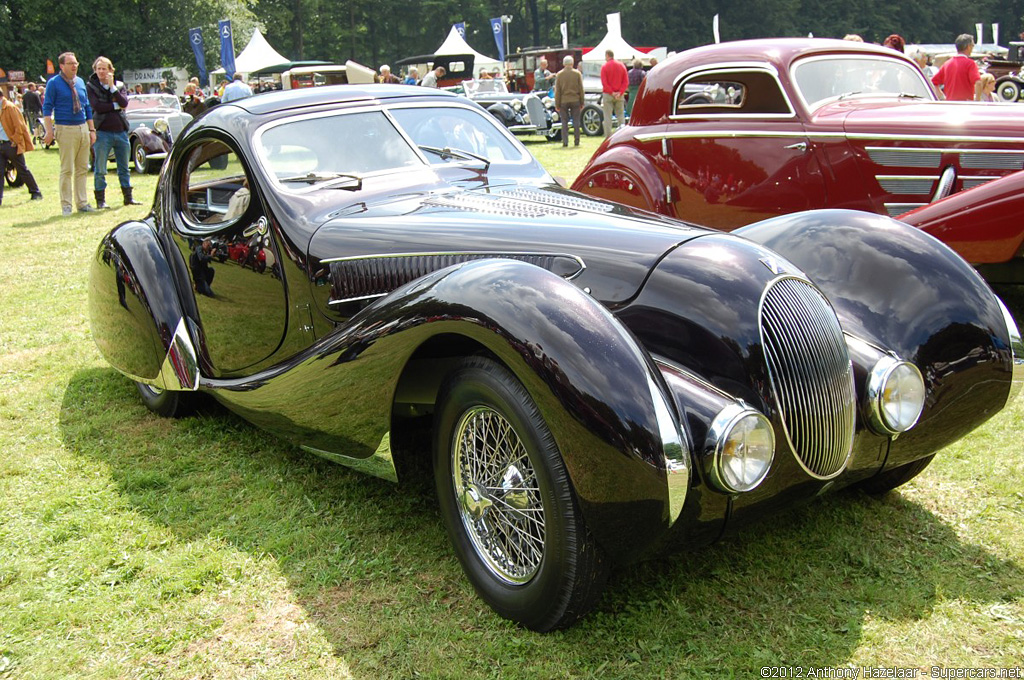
[561, 22, 568, 49]
[608, 12, 621, 35]
[993, 23, 1000, 47]
[976, 23, 983, 46]
[713, 14, 720, 44]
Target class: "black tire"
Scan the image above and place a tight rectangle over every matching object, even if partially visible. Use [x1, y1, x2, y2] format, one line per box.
[859, 454, 935, 494]
[996, 79, 1022, 102]
[545, 124, 562, 142]
[580, 105, 603, 137]
[433, 356, 608, 631]
[5, 163, 23, 188]
[135, 382, 195, 418]
[132, 140, 153, 174]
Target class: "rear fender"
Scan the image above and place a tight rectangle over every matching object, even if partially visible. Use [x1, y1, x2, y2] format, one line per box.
[572, 145, 665, 212]
[88, 221, 198, 391]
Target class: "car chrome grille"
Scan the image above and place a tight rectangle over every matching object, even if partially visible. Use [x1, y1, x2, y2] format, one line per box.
[759, 277, 856, 479]
[326, 252, 585, 305]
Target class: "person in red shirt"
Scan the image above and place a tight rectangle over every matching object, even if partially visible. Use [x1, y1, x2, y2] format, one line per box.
[932, 34, 982, 101]
[600, 49, 628, 136]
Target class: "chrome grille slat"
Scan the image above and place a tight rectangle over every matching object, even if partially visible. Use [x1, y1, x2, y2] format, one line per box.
[759, 278, 856, 479]
[960, 152, 1024, 170]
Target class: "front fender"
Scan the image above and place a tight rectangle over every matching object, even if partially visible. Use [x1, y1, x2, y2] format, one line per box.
[737, 209, 1014, 465]
[207, 259, 683, 562]
[131, 127, 171, 154]
[571, 144, 666, 213]
[88, 221, 198, 390]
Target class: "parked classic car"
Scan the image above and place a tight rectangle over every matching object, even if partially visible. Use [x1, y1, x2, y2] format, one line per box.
[899, 169, 1024, 282]
[573, 38, 1024, 270]
[88, 85, 1022, 631]
[461, 78, 557, 137]
[124, 93, 194, 173]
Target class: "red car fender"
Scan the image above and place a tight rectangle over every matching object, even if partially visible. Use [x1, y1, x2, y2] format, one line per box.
[572, 144, 667, 214]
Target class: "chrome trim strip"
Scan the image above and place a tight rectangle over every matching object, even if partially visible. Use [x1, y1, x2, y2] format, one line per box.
[157, 318, 200, 391]
[301, 433, 398, 483]
[853, 133, 1024, 143]
[932, 166, 957, 202]
[884, 203, 926, 215]
[636, 130, 816, 143]
[666, 63, 796, 120]
[876, 175, 939, 195]
[996, 297, 1024, 405]
[867, 146, 1024, 155]
[648, 375, 689, 525]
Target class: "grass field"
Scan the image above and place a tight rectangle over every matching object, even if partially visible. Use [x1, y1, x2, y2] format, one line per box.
[0, 137, 1021, 679]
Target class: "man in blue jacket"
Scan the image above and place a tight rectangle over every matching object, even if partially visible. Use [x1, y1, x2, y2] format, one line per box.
[42, 52, 97, 215]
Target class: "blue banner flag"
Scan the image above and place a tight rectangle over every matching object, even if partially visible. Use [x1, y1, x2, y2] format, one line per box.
[454, 22, 466, 39]
[189, 27, 207, 86]
[490, 17, 505, 62]
[218, 19, 236, 80]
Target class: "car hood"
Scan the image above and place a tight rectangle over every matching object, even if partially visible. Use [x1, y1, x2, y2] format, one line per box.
[127, 107, 180, 117]
[812, 99, 1024, 138]
[308, 183, 708, 319]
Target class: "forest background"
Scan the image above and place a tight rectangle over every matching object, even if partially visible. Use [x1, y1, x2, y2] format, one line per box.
[2, 0, 1024, 82]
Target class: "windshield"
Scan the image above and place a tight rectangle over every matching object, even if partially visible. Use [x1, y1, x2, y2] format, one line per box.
[389, 106, 524, 164]
[463, 79, 510, 96]
[792, 56, 934, 110]
[258, 111, 422, 181]
[127, 95, 180, 111]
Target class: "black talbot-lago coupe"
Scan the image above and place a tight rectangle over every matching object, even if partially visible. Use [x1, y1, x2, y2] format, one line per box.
[88, 85, 1023, 631]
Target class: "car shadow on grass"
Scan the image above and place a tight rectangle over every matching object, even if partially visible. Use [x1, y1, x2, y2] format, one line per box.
[60, 367, 1023, 677]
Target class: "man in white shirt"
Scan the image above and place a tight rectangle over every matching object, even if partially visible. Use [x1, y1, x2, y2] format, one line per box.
[221, 74, 253, 102]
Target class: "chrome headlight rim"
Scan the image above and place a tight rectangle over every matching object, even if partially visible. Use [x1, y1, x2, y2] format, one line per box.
[995, 296, 1023, 405]
[865, 356, 925, 435]
[153, 117, 170, 134]
[705, 403, 775, 494]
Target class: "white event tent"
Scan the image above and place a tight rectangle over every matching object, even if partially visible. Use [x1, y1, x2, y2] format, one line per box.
[211, 29, 290, 78]
[434, 26, 502, 73]
[582, 13, 649, 62]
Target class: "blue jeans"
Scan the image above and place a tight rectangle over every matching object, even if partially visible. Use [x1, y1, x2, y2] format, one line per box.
[93, 130, 132, 191]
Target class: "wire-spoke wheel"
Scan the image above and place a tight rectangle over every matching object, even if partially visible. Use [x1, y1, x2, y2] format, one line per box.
[452, 405, 545, 584]
[434, 356, 607, 631]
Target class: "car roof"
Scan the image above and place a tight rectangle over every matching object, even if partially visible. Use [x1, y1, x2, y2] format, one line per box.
[225, 84, 463, 116]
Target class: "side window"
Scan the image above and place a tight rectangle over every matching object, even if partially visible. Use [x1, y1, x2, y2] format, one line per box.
[181, 140, 251, 226]
[674, 71, 792, 116]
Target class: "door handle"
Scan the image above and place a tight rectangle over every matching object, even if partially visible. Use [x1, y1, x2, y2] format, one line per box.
[784, 142, 808, 152]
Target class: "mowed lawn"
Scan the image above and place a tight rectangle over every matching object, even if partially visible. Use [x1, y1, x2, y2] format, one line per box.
[0, 132, 1021, 680]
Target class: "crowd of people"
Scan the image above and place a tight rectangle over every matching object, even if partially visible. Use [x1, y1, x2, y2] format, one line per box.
[0, 30, 1015, 212]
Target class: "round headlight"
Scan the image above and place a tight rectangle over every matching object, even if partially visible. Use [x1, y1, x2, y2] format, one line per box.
[153, 118, 170, 133]
[866, 357, 925, 435]
[706, 404, 775, 493]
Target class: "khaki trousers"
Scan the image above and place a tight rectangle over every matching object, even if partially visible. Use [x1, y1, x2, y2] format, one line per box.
[54, 123, 91, 211]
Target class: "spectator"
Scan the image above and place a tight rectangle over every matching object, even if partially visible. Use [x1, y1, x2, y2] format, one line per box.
[843, 34, 864, 42]
[378, 64, 400, 84]
[133, 84, 143, 94]
[42, 51, 97, 215]
[159, 80, 174, 94]
[533, 57, 553, 92]
[883, 34, 905, 53]
[188, 77, 205, 100]
[912, 51, 938, 79]
[404, 67, 419, 85]
[0, 84, 44, 206]
[600, 49, 628, 136]
[21, 82, 42, 139]
[221, 73, 253, 102]
[976, 73, 998, 101]
[554, 55, 584, 147]
[627, 58, 645, 117]
[87, 56, 140, 208]
[931, 34, 981, 101]
[421, 66, 446, 88]
[478, 68, 492, 80]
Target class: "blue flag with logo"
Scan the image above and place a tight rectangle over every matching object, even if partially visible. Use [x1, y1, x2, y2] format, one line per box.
[189, 27, 207, 86]
[454, 22, 466, 39]
[218, 19, 236, 80]
[490, 17, 505, 62]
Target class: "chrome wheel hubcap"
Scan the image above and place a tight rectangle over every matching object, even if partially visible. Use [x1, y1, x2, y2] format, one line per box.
[452, 406, 545, 584]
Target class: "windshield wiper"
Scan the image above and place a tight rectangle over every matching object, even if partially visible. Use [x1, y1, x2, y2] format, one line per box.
[418, 145, 491, 169]
[837, 91, 862, 101]
[279, 172, 362, 191]
[897, 92, 924, 99]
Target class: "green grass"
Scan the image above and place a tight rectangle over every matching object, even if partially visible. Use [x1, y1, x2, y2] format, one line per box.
[1, 139, 1022, 679]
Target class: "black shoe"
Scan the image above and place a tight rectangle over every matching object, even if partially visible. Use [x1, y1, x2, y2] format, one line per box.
[95, 189, 107, 209]
[30, 192, 43, 201]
